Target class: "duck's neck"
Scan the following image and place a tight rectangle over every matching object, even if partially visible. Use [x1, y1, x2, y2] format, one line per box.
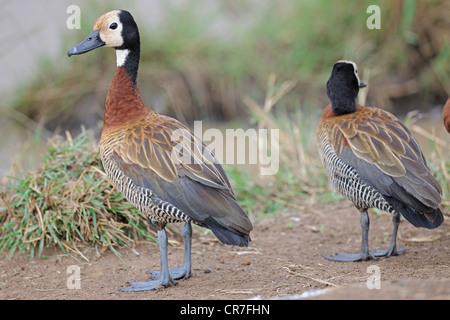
[103, 64, 150, 129]
[331, 98, 357, 116]
[327, 83, 358, 115]
[116, 47, 140, 86]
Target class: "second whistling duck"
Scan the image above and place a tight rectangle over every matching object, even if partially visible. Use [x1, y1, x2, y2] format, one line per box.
[316, 60, 444, 262]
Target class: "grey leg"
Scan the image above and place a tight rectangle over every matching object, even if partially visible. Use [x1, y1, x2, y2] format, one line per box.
[148, 222, 192, 280]
[373, 211, 405, 257]
[120, 228, 176, 291]
[324, 211, 378, 262]
[181, 222, 192, 278]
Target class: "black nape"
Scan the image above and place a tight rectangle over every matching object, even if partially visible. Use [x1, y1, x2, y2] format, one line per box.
[117, 10, 140, 85]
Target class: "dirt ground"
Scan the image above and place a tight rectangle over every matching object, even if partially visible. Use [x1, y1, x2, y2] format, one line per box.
[1, 202, 449, 300]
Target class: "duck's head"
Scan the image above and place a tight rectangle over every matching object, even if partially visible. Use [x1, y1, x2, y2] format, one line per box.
[327, 60, 367, 91]
[326, 60, 367, 115]
[68, 10, 139, 61]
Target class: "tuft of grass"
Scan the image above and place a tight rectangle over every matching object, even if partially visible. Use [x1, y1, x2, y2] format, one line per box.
[0, 130, 156, 259]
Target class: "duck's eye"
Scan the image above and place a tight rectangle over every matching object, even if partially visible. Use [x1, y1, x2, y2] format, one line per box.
[109, 22, 118, 30]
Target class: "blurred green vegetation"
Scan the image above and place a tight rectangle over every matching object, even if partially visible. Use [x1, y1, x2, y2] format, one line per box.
[5, 0, 450, 129]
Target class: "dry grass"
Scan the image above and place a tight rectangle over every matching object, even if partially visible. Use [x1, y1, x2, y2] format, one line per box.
[0, 130, 156, 259]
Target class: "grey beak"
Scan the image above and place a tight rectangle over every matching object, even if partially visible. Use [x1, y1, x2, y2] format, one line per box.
[68, 30, 105, 57]
[359, 80, 367, 88]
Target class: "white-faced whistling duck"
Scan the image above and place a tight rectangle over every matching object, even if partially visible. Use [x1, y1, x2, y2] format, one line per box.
[317, 60, 444, 262]
[68, 10, 252, 291]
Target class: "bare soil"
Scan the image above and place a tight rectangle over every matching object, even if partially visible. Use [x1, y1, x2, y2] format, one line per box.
[1, 202, 449, 300]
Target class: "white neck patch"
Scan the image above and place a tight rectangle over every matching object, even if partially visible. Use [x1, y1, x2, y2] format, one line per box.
[116, 49, 129, 67]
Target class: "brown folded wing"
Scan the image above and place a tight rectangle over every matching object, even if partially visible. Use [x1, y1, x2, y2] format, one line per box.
[102, 114, 252, 240]
[323, 107, 442, 213]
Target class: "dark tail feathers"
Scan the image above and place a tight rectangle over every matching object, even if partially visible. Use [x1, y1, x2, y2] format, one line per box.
[209, 225, 250, 247]
[385, 197, 444, 229]
[200, 216, 251, 247]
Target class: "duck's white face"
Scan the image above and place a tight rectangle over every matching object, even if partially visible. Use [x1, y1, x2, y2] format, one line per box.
[93, 10, 124, 48]
[68, 10, 131, 67]
[68, 10, 141, 83]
